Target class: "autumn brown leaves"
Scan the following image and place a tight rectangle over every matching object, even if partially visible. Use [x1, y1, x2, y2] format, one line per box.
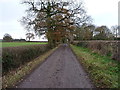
[21, 0, 90, 47]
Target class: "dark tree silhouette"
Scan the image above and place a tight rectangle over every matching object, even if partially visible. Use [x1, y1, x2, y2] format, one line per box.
[3, 33, 13, 42]
[26, 33, 35, 41]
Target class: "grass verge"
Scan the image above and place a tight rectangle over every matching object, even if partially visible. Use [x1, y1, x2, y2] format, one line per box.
[70, 45, 119, 88]
[2, 46, 58, 88]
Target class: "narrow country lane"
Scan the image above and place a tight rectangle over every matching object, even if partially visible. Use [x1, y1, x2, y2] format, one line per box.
[16, 45, 94, 88]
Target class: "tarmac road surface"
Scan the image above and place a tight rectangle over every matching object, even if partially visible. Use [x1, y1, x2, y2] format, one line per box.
[17, 45, 94, 88]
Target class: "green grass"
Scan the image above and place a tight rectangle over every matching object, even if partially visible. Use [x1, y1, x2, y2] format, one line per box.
[71, 45, 119, 88]
[1, 42, 48, 47]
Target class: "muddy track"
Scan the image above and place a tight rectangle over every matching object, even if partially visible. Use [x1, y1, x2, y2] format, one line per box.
[16, 45, 94, 88]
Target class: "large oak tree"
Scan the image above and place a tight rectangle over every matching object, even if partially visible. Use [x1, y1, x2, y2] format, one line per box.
[21, 0, 91, 47]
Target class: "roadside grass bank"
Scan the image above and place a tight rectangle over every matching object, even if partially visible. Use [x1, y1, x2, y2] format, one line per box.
[72, 41, 120, 62]
[2, 46, 58, 88]
[1, 42, 48, 47]
[70, 45, 119, 88]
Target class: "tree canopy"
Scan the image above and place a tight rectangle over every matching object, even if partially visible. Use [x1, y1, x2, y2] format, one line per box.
[3, 33, 13, 42]
[26, 33, 35, 41]
[21, 0, 91, 47]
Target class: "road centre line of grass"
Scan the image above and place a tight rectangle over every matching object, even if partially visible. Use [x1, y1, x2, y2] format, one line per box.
[70, 45, 119, 88]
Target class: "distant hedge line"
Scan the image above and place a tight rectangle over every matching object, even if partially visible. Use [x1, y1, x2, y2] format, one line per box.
[73, 40, 120, 62]
[2, 44, 50, 74]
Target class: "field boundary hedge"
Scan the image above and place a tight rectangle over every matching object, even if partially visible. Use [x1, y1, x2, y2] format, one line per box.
[2, 44, 50, 74]
[72, 40, 120, 62]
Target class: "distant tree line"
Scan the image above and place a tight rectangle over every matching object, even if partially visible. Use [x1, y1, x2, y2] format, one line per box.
[2, 33, 26, 42]
[74, 24, 120, 40]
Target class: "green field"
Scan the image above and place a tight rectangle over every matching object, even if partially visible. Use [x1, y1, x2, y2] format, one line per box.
[1, 42, 48, 47]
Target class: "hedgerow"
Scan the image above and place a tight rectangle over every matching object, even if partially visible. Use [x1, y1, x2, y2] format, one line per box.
[2, 44, 50, 75]
[72, 40, 120, 62]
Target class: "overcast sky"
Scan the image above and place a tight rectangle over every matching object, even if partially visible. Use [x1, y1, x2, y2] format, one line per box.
[0, 0, 119, 40]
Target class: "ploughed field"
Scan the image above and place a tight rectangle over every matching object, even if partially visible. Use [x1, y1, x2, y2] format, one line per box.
[1, 42, 48, 47]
